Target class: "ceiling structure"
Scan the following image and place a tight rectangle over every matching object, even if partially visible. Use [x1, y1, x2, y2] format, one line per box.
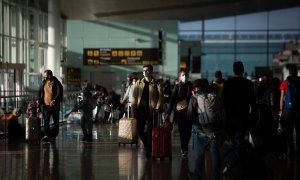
[57, 0, 300, 21]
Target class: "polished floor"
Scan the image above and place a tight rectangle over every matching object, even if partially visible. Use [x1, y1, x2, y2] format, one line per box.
[0, 122, 299, 180]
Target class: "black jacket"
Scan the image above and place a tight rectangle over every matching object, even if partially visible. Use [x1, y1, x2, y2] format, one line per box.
[168, 81, 193, 113]
[38, 76, 64, 105]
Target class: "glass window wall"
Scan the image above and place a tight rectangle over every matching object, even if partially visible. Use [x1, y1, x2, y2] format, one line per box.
[179, 6, 300, 81]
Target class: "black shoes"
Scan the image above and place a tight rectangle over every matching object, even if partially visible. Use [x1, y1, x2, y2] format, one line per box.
[181, 150, 188, 158]
[82, 135, 92, 143]
[82, 136, 88, 142]
[42, 136, 56, 144]
[145, 153, 152, 159]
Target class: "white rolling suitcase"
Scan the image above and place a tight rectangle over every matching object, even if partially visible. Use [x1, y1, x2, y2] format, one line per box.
[118, 105, 138, 147]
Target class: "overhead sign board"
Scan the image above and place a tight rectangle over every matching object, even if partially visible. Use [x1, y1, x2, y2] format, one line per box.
[83, 48, 161, 65]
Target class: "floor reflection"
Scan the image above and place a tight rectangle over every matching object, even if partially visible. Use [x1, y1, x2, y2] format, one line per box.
[42, 143, 59, 180]
[0, 123, 299, 180]
[81, 144, 94, 180]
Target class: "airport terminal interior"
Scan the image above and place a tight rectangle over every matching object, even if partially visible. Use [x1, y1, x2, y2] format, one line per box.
[1, 0, 300, 179]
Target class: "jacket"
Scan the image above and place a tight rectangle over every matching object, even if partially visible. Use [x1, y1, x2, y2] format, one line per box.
[168, 81, 193, 113]
[131, 78, 163, 115]
[38, 76, 64, 105]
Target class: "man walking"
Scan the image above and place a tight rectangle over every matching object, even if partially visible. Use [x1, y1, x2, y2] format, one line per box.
[131, 65, 163, 158]
[222, 61, 256, 143]
[38, 69, 63, 143]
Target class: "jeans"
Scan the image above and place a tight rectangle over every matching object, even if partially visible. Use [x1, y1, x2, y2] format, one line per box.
[81, 115, 93, 137]
[43, 105, 60, 138]
[174, 110, 192, 152]
[136, 110, 153, 155]
[281, 109, 300, 154]
[189, 129, 223, 180]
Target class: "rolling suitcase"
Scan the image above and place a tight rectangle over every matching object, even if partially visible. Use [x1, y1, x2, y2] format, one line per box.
[25, 117, 41, 141]
[151, 113, 172, 159]
[118, 105, 138, 146]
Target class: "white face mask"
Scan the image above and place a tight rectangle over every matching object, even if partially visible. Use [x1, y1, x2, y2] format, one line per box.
[181, 75, 186, 82]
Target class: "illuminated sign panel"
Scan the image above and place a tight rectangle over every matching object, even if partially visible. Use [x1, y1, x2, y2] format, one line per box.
[83, 48, 161, 65]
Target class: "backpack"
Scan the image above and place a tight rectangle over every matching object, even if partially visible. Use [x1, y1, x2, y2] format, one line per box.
[26, 100, 40, 118]
[194, 93, 225, 133]
[285, 78, 300, 110]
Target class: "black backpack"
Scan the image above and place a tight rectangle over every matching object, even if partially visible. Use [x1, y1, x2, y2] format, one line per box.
[284, 76, 300, 110]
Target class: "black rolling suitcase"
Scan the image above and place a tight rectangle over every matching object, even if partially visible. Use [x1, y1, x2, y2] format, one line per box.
[25, 117, 41, 141]
[25, 100, 41, 141]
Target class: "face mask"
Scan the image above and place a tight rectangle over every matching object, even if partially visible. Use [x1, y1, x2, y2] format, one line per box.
[143, 71, 150, 77]
[181, 75, 186, 82]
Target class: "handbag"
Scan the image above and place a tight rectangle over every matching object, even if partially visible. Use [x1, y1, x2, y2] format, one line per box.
[176, 100, 188, 111]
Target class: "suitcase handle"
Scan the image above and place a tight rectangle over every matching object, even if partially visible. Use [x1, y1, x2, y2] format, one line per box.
[153, 111, 161, 128]
[127, 103, 130, 118]
[122, 103, 131, 118]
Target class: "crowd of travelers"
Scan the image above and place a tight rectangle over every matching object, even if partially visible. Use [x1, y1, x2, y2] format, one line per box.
[2, 62, 300, 180]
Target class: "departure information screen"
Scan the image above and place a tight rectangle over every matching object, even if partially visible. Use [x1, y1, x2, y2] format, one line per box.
[83, 48, 161, 65]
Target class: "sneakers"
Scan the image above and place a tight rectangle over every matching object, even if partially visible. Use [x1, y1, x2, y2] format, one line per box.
[42, 136, 55, 144]
[42, 136, 49, 142]
[82, 135, 92, 143]
[81, 136, 88, 142]
[278, 153, 287, 160]
[86, 137, 92, 143]
[181, 150, 188, 158]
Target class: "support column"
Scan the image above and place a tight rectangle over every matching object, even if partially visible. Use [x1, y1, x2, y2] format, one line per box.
[48, 0, 60, 78]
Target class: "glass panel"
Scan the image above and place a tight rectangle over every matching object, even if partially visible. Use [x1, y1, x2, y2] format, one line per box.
[39, 14, 48, 42]
[29, 11, 34, 40]
[236, 42, 268, 54]
[29, 74, 41, 87]
[236, 31, 267, 43]
[205, 16, 235, 31]
[3, 2, 9, 36]
[204, 31, 235, 42]
[21, 9, 28, 39]
[29, 44, 35, 72]
[11, 5, 17, 37]
[0, 0, 2, 62]
[39, 14, 44, 42]
[201, 54, 234, 81]
[39, 47, 45, 67]
[235, 54, 268, 76]
[45, 15, 48, 42]
[7, 68, 15, 95]
[236, 12, 268, 30]
[11, 38, 17, 63]
[29, 0, 36, 8]
[0, 35, 2, 63]
[269, 7, 300, 30]
[202, 43, 235, 54]
[22, 40, 27, 64]
[178, 20, 202, 31]
[0, 1, 2, 39]
[3, 37, 10, 63]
